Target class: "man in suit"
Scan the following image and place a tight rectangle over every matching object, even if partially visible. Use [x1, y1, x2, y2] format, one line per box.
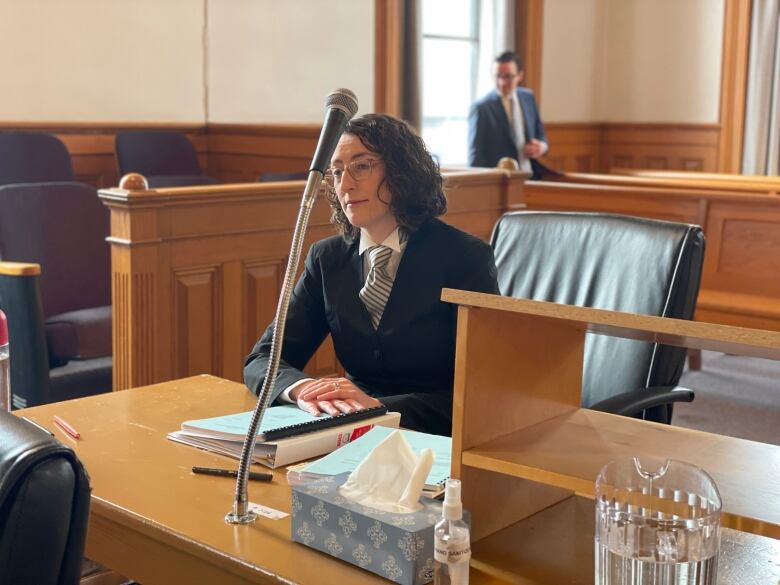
[468, 51, 550, 179]
[244, 114, 499, 436]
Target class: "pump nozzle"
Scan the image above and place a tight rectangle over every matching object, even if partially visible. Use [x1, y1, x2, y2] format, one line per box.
[442, 478, 463, 520]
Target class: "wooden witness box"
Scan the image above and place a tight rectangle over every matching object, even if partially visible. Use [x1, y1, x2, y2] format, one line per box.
[442, 289, 780, 581]
[98, 169, 525, 393]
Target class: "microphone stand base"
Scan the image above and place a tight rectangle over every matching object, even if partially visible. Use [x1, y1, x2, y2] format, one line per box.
[225, 510, 258, 525]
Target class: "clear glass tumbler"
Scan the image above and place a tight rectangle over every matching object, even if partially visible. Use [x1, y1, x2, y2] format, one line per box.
[595, 457, 721, 585]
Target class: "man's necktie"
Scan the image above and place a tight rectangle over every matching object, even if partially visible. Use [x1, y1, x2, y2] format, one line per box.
[510, 95, 533, 173]
[359, 245, 394, 329]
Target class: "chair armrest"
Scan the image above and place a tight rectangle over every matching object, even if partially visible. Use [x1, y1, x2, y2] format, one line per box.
[589, 386, 695, 418]
[0, 261, 41, 277]
[0, 262, 51, 408]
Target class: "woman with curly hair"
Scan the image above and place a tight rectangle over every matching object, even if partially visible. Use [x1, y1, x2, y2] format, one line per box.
[244, 114, 498, 435]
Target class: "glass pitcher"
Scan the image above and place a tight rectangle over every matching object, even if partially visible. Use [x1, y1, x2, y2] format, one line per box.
[595, 457, 721, 585]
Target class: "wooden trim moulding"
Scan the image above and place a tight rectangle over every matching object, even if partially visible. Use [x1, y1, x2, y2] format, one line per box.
[374, 0, 401, 115]
[0, 121, 207, 133]
[206, 123, 320, 138]
[717, 0, 752, 173]
[516, 0, 544, 100]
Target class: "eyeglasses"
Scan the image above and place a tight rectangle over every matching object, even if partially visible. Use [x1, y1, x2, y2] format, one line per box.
[325, 159, 383, 186]
[495, 73, 518, 81]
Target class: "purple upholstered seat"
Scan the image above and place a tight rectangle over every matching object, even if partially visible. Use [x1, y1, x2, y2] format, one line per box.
[0, 181, 111, 405]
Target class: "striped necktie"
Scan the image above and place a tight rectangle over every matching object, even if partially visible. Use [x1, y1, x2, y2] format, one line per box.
[359, 245, 394, 329]
[510, 95, 532, 173]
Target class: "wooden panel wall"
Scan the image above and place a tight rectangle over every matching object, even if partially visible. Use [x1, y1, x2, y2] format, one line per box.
[206, 123, 319, 182]
[600, 123, 720, 172]
[541, 122, 721, 174]
[541, 123, 602, 173]
[1, 120, 723, 184]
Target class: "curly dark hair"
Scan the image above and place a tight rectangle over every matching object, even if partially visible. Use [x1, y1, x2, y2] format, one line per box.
[326, 113, 447, 241]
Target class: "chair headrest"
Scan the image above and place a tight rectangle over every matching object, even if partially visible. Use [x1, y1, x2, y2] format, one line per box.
[0, 132, 74, 185]
[0, 411, 84, 508]
[116, 131, 202, 176]
[491, 211, 704, 318]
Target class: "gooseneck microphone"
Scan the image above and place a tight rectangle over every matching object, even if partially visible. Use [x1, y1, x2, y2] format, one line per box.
[227, 89, 358, 525]
[310, 89, 360, 174]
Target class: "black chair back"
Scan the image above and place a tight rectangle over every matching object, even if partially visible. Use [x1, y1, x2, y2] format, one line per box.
[0, 132, 74, 185]
[491, 211, 704, 422]
[0, 182, 110, 318]
[0, 182, 112, 406]
[0, 411, 91, 585]
[115, 130, 202, 176]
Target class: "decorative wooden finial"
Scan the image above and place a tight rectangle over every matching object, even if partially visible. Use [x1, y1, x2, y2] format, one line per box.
[497, 157, 520, 171]
[119, 173, 149, 190]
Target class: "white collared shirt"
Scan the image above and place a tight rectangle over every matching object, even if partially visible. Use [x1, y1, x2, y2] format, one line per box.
[500, 92, 533, 173]
[358, 226, 407, 281]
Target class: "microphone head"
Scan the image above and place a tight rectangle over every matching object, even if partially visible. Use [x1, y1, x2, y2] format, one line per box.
[326, 88, 359, 119]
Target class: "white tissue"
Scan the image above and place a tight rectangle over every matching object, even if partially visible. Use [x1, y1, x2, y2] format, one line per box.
[338, 429, 434, 513]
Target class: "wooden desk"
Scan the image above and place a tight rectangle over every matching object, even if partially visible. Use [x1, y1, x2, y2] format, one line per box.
[18, 375, 780, 584]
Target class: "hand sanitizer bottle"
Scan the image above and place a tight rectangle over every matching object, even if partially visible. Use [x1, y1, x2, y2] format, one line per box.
[434, 479, 471, 585]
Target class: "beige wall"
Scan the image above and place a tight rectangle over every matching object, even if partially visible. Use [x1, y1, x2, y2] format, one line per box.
[0, 0, 206, 122]
[542, 0, 724, 124]
[541, 0, 605, 122]
[207, 0, 374, 123]
[0, 0, 374, 124]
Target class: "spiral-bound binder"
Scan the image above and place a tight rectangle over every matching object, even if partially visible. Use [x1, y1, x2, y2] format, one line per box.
[167, 405, 401, 468]
[257, 405, 389, 441]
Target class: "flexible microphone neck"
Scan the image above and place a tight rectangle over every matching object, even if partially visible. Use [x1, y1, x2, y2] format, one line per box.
[227, 89, 358, 525]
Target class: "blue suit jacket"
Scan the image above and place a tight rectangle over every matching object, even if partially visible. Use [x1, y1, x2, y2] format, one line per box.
[468, 87, 548, 178]
[243, 219, 499, 435]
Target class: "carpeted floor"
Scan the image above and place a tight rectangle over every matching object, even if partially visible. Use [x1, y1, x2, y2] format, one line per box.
[672, 351, 780, 445]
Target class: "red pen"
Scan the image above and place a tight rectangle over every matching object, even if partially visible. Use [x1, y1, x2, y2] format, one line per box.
[53, 415, 81, 439]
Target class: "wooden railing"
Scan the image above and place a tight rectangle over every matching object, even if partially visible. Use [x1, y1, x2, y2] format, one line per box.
[613, 168, 780, 191]
[555, 171, 780, 195]
[98, 168, 525, 390]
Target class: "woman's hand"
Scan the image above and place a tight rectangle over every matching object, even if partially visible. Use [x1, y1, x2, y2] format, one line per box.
[291, 377, 382, 417]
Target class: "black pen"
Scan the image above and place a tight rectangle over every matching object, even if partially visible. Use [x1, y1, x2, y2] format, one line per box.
[21, 416, 54, 436]
[192, 466, 273, 482]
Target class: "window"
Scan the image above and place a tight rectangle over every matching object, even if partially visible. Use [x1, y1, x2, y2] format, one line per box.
[421, 0, 481, 165]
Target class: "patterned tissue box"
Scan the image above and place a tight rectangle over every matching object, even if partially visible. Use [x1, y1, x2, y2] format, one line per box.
[290, 472, 441, 585]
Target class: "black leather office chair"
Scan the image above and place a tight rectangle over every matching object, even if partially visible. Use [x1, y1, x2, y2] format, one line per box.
[0, 411, 91, 585]
[491, 211, 705, 423]
[0, 182, 112, 407]
[0, 131, 74, 185]
[115, 130, 221, 188]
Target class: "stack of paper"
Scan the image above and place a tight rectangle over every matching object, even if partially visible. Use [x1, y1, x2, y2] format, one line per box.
[301, 426, 452, 498]
[167, 405, 401, 468]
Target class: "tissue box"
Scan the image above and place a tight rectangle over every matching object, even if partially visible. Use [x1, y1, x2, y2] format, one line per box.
[291, 473, 440, 585]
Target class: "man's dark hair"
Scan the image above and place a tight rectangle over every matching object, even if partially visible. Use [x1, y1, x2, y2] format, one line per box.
[495, 50, 524, 71]
[326, 113, 447, 242]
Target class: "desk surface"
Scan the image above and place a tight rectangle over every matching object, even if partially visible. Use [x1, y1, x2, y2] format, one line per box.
[19, 375, 780, 585]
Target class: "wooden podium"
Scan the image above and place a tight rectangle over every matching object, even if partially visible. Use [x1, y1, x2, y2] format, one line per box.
[442, 289, 780, 554]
